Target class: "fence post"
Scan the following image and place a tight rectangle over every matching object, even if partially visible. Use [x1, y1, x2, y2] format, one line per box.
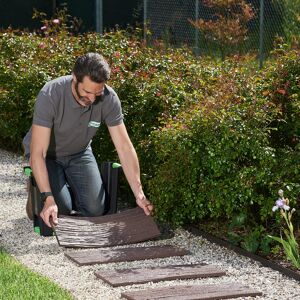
[95, 0, 103, 34]
[195, 0, 200, 56]
[259, 0, 265, 68]
[143, 0, 148, 43]
[52, 0, 57, 14]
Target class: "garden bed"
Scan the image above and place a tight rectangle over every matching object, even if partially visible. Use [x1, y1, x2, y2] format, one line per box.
[187, 225, 300, 282]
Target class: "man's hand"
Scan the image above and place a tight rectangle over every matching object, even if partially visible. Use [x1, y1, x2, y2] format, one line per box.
[40, 196, 58, 228]
[136, 195, 154, 216]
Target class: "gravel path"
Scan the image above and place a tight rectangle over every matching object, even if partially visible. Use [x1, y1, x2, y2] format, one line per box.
[1, 148, 300, 300]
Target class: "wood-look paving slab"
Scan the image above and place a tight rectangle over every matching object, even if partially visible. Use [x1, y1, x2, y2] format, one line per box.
[65, 245, 189, 266]
[54, 207, 160, 248]
[121, 283, 263, 300]
[95, 264, 226, 287]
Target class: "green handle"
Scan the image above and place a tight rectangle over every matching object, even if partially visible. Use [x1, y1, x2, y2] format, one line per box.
[34, 226, 41, 235]
[24, 166, 32, 177]
[112, 162, 121, 169]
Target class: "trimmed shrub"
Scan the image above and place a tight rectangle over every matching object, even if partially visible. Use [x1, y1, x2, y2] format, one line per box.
[0, 24, 218, 178]
[148, 49, 300, 228]
[0, 16, 299, 248]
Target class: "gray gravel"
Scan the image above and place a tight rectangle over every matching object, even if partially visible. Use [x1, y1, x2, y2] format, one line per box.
[0, 148, 300, 300]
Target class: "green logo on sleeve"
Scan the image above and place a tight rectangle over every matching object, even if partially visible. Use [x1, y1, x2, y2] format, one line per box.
[88, 121, 101, 128]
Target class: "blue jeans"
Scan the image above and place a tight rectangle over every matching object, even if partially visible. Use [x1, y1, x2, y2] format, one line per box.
[46, 149, 105, 216]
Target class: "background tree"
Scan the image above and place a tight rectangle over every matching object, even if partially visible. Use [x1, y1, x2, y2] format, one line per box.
[189, 0, 254, 60]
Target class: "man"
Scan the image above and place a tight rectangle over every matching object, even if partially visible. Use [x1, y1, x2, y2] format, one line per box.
[23, 53, 153, 228]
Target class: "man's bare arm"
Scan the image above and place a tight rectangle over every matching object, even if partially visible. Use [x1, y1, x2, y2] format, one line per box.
[108, 123, 153, 215]
[30, 124, 58, 227]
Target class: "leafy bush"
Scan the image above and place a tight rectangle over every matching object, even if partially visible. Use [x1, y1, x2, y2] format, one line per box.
[260, 46, 300, 225]
[0, 13, 299, 248]
[0, 27, 80, 150]
[0, 20, 217, 178]
[148, 49, 299, 229]
[148, 58, 275, 225]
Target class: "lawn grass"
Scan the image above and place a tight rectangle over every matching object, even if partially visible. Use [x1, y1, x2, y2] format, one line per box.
[0, 248, 74, 300]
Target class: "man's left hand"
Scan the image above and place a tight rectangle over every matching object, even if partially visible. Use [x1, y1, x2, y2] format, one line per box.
[136, 195, 154, 216]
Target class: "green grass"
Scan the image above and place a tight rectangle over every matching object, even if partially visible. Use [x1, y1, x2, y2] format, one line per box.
[0, 248, 74, 300]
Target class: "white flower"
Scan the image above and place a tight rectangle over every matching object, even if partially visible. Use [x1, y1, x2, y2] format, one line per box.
[272, 198, 290, 212]
[278, 189, 284, 197]
[276, 199, 285, 208]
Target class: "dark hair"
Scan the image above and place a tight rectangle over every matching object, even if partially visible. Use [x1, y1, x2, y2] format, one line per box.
[72, 53, 111, 83]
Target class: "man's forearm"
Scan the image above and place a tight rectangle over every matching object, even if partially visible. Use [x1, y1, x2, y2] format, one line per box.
[117, 147, 145, 200]
[30, 154, 52, 194]
[30, 124, 52, 195]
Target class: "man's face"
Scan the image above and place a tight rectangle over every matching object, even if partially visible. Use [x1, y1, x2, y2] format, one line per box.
[73, 75, 105, 107]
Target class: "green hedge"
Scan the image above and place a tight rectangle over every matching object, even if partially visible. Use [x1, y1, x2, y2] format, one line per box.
[148, 49, 300, 229]
[0, 21, 299, 250]
[0, 27, 216, 172]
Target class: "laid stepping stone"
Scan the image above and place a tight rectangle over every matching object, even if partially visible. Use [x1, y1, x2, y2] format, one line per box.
[95, 264, 226, 287]
[65, 245, 189, 266]
[54, 207, 160, 248]
[121, 283, 263, 300]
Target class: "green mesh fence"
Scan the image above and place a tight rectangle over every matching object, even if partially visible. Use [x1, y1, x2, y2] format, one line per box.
[143, 0, 300, 65]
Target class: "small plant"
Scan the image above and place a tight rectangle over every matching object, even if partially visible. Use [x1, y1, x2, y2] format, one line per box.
[32, 7, 82, 35]
[227, 214, 272, 254]
[269, 189, 300, 270]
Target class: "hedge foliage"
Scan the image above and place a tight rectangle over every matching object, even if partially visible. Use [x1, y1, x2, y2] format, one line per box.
[0, 17, 299, 248]
[148, 49, 300, 227]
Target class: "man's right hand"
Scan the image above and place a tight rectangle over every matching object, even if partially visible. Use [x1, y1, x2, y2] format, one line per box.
[40, 196, 58, 228]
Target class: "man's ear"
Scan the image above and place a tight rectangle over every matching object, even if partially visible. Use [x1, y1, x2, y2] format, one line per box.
[72, 73, 77, 83]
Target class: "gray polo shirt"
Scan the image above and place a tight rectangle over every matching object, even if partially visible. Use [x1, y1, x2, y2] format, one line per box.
[23, 75, 123, 157]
